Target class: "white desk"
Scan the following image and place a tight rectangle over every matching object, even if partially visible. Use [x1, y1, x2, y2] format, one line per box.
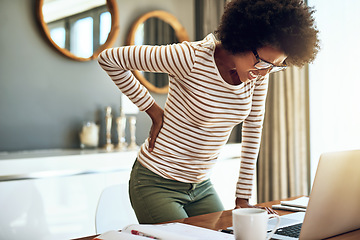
[0, 149, 138, 240]
[0, 144, 243, 240]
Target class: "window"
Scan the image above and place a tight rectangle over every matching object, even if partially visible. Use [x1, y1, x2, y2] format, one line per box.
[308, 0, 360, 184]
[50, 24, 66, 49]
[100, 12, 111, 45]
[47, 6, 110, 58]
[71, 17, 94, 58]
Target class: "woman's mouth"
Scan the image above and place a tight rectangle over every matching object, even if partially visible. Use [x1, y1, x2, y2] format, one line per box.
[248, 70, 259, 80]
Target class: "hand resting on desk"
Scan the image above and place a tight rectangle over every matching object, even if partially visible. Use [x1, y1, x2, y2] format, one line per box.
[235, 197, 278, 215]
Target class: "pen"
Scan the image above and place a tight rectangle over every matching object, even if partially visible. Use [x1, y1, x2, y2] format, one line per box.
[219, 229, 233, 234]
[131, 230, 160, 239]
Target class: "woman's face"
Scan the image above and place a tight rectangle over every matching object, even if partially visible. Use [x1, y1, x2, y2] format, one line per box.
[232, 46, 287, 83]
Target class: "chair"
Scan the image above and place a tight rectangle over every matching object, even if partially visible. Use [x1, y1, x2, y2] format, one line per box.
[95, 184, 138, 234]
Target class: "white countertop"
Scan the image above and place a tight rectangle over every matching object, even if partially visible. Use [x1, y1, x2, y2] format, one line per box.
[0, 148, 139, 181]
[0, 143, 241, 181]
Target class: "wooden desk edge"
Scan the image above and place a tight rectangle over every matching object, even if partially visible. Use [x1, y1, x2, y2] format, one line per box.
[73, 197, 299, 240]
[73, 196, 360, 240]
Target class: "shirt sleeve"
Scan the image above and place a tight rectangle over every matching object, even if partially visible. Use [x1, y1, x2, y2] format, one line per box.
[236, 76, 269, 199]
[97, 42, 195, 111]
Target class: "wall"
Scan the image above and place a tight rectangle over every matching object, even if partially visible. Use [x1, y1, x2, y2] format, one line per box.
[0, 0, 195, 152]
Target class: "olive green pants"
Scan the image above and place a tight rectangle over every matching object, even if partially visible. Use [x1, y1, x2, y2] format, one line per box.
[129, 160, 224, 224]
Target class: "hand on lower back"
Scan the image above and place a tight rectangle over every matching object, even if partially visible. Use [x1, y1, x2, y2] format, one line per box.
[145, 103, 164, 152]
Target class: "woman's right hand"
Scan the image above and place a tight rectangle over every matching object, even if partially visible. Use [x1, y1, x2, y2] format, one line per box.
[145, 103, 164, 152]
[235, 197, 278, 215]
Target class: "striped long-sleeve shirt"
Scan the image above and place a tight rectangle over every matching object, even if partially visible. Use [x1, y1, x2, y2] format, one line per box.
[98, 34, 268, 199]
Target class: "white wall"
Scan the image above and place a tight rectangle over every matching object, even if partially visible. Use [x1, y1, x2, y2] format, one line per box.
[308, 0, 360, 183]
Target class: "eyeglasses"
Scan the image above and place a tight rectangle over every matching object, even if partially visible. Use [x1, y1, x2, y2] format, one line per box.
[252, 50, 287, 73]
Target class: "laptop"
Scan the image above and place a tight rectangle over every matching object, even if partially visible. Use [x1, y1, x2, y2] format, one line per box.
[267, 149, 360, 239]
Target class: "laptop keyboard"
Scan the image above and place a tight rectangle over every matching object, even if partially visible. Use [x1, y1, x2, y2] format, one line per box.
[275, 223, 302, 238]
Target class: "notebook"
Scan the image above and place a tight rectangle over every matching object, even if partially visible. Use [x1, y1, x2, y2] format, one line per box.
[268, 149, 360, 239]
[272, 196, 308, 212]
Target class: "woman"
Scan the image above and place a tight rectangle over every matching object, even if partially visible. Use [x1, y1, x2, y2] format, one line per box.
[98, 0, 319, 224]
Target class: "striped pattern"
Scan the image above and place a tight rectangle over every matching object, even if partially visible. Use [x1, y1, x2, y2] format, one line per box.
[98, 34, 269, 199]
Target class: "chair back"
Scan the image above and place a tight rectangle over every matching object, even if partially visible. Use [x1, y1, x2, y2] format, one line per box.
[95, 184, 138, 234]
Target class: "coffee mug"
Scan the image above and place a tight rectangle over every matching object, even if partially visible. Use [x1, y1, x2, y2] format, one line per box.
[232, 208, 280, 240]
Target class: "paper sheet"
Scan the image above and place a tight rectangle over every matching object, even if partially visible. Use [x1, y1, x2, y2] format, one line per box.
[94, 230, 149, 240]
[96, 223, 234, 240]
[280, 196, 309, 209]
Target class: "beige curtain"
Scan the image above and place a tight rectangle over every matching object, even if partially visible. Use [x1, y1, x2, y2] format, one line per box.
[257, 67, 311, 203]
[195, 0, 227, 40]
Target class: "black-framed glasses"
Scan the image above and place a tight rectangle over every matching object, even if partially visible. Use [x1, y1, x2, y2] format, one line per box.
[252, 50, 287, 73]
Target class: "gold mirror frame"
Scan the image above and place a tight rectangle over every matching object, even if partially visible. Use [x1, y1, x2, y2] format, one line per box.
[36, 0, 120, 61]
[127, 11, 190, 94]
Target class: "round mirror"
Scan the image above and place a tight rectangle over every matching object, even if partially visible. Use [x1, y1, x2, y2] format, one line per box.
[36, 0, 119, 61]
[127, 11, 190, 94]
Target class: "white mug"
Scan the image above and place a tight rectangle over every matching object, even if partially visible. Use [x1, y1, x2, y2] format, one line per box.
[232, 208, 280, 240]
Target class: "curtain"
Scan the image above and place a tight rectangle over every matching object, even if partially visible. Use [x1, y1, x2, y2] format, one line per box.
[257, 66, 311, 203]
[195, 0, 227, 40]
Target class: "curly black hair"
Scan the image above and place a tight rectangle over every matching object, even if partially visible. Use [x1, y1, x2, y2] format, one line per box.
[215, 0, 320, 67]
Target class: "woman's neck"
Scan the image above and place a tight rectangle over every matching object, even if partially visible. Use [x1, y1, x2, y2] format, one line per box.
[214, 43, 242, 85]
